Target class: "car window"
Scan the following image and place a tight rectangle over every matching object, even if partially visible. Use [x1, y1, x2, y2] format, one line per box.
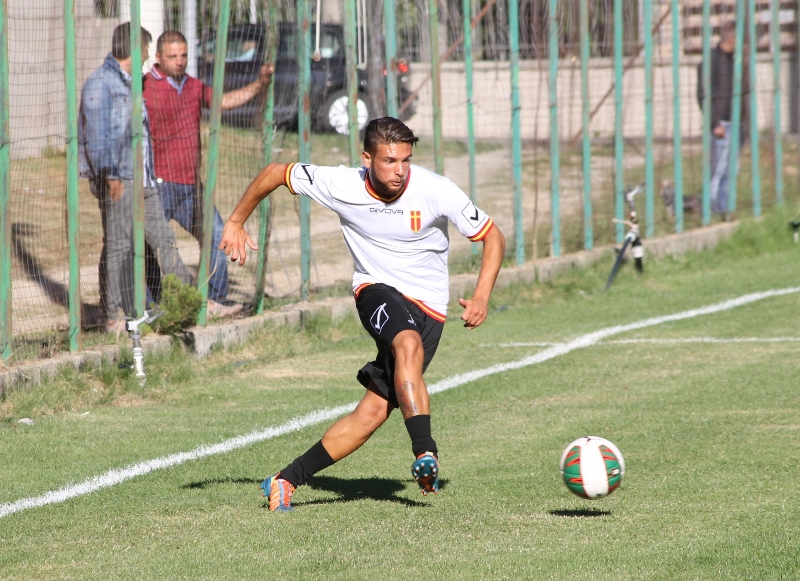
[319, 32, 341, 58]
[202, 35, 261, 63]
[278, 29, 342, 59]
[225, 38, 259, 62]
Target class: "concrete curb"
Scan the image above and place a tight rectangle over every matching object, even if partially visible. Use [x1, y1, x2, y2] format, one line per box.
[0, 221, 738, 394]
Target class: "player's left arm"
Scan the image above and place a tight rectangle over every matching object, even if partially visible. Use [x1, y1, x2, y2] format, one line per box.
[459, 224, 505, 329]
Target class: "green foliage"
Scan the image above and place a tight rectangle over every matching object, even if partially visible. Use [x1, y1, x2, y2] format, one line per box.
[153, 274, 203, 334]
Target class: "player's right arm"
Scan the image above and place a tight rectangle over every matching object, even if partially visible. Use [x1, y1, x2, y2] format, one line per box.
[219, 162, 289, 266]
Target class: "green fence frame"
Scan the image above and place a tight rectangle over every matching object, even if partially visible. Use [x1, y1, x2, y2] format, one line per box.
[613, 0, 624, 243]
[254, 0, 279, 314]
[197, 0, 231, 325]
[509, 0, 523, 264]
[65, 0, 81, 351]
[727, 0, 746, 214]
[0, 0, 11, 361]
[670, 0, 684, 233]
[580, 0, 592, 250]
[130, 1, 146, 318]
[297, 0, 312, 301]
[463, 0, 479, 258]
[548, 0, 560, 257]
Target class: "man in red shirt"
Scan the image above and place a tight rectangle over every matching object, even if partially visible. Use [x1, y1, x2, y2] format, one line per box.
[143, 30, 272, 317]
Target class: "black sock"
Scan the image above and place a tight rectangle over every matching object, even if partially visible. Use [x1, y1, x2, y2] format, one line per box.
[404, 414, 438, 458]
[278, 440, 335, 488]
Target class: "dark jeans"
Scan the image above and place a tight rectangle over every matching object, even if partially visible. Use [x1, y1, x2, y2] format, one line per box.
[157, 181, 228, 302]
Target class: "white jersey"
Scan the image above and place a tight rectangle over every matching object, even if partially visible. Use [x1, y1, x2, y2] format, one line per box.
[284, 162, 495, 320]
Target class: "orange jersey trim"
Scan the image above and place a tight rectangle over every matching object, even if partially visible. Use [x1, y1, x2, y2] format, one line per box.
[468, 219, 494, 242]
[284, 163, 297, 194]
[353, 283, 374, 298]
[364, 168, 411, 203]
[404, 295, 446, 323]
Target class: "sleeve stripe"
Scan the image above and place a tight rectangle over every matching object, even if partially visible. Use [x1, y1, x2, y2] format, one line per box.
[469, 219, 494, 242]
[284, 163, 297, 195]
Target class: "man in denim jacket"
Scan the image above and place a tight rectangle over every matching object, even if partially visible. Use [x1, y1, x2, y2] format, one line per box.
[79, 22, 193, 333]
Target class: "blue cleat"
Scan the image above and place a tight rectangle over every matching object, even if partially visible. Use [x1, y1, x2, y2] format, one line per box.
[260, 473, 295, 512]
[411, 452, 439, 496]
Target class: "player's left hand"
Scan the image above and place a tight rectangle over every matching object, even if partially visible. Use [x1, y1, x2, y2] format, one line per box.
[459, 296, 489, 330]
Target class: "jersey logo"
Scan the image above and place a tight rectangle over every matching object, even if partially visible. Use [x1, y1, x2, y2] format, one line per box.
[370, 303, 389, 333]
[461, 201, 487, 228]
[293, 164, 315, 184]
[410, 210, 421, 233]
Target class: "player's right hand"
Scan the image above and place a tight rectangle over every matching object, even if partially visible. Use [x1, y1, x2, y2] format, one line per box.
[219, 221, 258, 266]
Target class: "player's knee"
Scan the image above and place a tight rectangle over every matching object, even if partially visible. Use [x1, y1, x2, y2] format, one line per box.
[353, 403, 390, 434]
[391, 330, 424, 364]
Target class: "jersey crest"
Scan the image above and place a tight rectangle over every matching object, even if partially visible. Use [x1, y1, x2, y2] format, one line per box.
[410, 210, 421, 233]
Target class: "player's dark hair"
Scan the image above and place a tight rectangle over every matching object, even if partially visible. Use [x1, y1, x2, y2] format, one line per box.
[719, 20, 737, 42]
[111, 22, 152, 60]
[157, 30, 188, 54]
[363, 117, 419, 156]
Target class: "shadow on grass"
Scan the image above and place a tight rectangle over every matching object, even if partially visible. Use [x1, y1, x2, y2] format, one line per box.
[182, 477, 263, 489]
[549, 508, 610, 518]
[291, 475, 449, 509]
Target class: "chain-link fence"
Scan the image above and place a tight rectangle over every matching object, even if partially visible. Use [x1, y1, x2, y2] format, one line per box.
[1, 0, 798, 363]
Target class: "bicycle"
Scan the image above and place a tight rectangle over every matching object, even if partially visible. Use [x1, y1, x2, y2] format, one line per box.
[604, 184, 645, 291]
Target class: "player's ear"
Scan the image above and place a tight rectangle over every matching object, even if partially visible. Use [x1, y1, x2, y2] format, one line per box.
[361, 150, 372, 169]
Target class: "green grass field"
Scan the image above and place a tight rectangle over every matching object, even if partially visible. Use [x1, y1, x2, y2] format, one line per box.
[1, 210, 800, 579]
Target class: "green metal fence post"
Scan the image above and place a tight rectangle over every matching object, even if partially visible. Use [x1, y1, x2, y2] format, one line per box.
[748, 0, 761, 217]
[771, 0, 784, 205]
[580, 0, 592, 250]
[198, 0, 231, 325]
[509, 0, 523, 264]
[727, 0, 746, 214]
[384, 0, 399, 117]
[65, 0, 81, 351]
[670, 0, 684, 233]
[254, 0, 279, 314]
[298, 0, 312, 301]
[130, 0, 146, 317]
[643, 0, 654, 238]
[701, 0, 711, 225]
[613, 0, 624, 243]
[343, 0, 361, 166]
[429, 0, 444, 175]
[0, 0, 11, 361]
[548, 0, 560, 257]
[463, 0, 478, 258]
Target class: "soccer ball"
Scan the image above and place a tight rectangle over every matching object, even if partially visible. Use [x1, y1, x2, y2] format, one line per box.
[559, 436, 625, 499]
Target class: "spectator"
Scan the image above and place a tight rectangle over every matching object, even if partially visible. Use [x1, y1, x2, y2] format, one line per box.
[143, 30, 272, 318]
[79, 22, 194, 334]
[697, 20, 749, 221]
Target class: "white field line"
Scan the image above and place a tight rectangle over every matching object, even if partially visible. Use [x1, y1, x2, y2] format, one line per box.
[486, 337, 800, 348]
[2, 285, 798, 519]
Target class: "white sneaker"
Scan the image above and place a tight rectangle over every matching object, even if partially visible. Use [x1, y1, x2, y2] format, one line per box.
[207, 300, 243, 319]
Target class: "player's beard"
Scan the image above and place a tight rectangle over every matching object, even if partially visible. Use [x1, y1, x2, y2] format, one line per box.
[368, 168, 407, 200]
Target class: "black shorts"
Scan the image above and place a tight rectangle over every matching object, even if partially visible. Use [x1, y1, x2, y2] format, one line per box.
[355, 284, 444, 407]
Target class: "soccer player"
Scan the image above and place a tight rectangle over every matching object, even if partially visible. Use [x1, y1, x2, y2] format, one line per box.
[219, 117, 505, 511]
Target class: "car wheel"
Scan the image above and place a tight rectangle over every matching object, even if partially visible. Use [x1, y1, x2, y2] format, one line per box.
[318, 91, 370, 135]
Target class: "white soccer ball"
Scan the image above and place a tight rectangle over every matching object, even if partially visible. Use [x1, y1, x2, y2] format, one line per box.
[559, 436, 625, 499]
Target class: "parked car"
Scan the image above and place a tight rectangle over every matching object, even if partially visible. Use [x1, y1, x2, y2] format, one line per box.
[199, 23, 416, 133]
